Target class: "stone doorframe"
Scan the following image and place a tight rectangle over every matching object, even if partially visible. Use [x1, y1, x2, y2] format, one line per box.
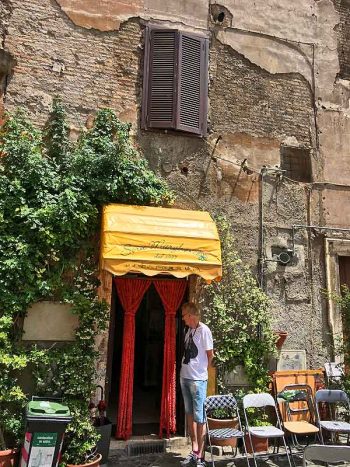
[324, 237, 350, 362]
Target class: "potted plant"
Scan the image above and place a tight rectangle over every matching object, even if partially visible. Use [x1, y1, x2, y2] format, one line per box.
[275, 331, 288, 350]
[0, 340, 29, 467]
[0, 402, 24, 466]
[0, 379, 22, 467]
[207, 406, 239, 448]
[244, 409, 270, 453]
[201, 217, 277, 399]
[0, 404, 22, 467]
[89, 387, 112, 465]
[61, 403, 102, 467]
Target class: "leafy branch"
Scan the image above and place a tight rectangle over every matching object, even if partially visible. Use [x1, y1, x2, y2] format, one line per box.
[0, 98, 173, 459]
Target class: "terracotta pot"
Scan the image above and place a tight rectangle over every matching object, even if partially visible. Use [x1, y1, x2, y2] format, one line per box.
[67, 453, 102, 467]
[244, 434, 268, 453]
[276, 331, 288, 350]
[207, 417, 239, 447]
[0, 449, 19, 467]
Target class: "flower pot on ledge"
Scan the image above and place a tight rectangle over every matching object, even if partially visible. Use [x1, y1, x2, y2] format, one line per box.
[207, 417, 239, 447]
[244, 434, 268, 453]
[275, 331, 288, 350]
[0, 449, 19, 467]
[67, 453, 102, 467]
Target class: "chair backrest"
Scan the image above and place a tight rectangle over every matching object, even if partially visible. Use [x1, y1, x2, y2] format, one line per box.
[277, 384, 316, 423]
[324, 362, 343, 383]
[315, 389, 349, 404]
[303, 444, 350, 466]
[204, 394, 237, 411]
[243, 393, 275, 409]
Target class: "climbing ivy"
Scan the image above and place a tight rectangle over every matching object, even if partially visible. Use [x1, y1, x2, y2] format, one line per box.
[202, 216, 276, 392]
[330, 286, 350, 393]
[0, 99, 173, 460]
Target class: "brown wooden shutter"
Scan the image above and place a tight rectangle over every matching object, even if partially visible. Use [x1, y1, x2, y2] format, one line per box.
[144, 29, 177, 129]
[142, 27, 208, 136]
[176, 33, 208, 136]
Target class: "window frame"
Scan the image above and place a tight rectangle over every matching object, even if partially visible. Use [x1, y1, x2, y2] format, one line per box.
[141, 25, 209, 137]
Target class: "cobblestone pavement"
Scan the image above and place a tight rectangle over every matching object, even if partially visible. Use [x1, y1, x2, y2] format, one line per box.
[106, 445, 345, 467]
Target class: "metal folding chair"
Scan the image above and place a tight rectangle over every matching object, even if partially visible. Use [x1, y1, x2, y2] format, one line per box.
[204, 394, 249, 467]
[243, 392, 293, 467]
[315, 389, 350, 444]
[324, 362, 343, 388]
[277, 384, 320, 449]
[303, 444, 350, 465]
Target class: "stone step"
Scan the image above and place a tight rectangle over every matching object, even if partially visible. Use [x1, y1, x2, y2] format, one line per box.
[109, 436, 190, 457]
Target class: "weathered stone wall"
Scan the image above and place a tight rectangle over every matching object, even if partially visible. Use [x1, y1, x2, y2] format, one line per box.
[3, 0, 142, 128]
[0, 0, 11, 42]
[210, 40, 313, 146]
[332, 0, 350, 80]
[1, 0, 350, 374]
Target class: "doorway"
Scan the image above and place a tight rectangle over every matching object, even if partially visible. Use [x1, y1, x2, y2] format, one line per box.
[107, 278, 186, 436]
[339, 256, 350, 290]
[133, 284, 164, 434]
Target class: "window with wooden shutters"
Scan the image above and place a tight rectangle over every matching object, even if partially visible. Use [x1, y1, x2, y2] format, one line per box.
[142, 27, 208, 136]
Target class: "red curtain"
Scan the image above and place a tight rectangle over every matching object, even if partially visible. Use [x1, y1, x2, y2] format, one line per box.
[114, 277, 151, 439]
[154, 279, 187, 437]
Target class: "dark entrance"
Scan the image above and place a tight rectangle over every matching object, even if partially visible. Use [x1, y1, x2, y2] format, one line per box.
[133, 284, 164, 434]
[106, 278, 185, 436]
[339, 256, 350, 290]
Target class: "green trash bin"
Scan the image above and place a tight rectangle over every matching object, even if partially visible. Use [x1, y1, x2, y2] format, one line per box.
[20, 399, 71, 467]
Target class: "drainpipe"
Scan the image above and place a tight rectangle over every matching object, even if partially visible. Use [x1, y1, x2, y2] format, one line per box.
[324, 237, 335, 340]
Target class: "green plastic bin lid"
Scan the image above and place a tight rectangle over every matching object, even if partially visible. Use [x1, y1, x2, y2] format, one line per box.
[27, 400, 70, 417]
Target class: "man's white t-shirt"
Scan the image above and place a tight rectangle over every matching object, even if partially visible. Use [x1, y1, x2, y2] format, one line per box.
[180, 322, 213, 381]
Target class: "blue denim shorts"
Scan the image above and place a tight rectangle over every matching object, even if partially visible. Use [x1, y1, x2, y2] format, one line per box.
[180, 378, 207, 424]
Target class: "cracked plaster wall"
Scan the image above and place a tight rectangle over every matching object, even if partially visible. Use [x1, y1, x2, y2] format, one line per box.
[54, 0, 208, 31]
[1, 0, 349, 371]
[332, 0, 350, 80]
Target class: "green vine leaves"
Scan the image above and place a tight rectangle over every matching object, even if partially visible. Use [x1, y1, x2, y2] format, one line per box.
[202, 216, 276, 392]
[0, 99, 173, 456]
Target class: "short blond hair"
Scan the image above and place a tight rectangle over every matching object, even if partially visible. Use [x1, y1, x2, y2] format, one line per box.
[182, 302, 200, 317]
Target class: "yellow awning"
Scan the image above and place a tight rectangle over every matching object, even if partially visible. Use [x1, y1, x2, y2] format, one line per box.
[100, 204, 222, 281]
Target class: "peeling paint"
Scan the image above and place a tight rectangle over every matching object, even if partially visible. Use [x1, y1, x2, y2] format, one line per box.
[54, 0, 208, 31]
[54, 0, 141, 31]
[216, 29, 314, 88]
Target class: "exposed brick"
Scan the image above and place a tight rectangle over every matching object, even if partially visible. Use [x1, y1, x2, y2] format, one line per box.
[210, 39, 313, 147]
[332, 0, 350, 79]
[4, 0, 142, 127]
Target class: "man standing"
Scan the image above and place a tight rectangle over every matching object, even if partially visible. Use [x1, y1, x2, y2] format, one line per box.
[180, 302, 214, 467]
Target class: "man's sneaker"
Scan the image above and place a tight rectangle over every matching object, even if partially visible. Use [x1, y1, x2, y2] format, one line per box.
[196, 460, 206, 467]
[180, 452, 197, 466]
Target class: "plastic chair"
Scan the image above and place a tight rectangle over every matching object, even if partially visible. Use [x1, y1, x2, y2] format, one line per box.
[204, 394, 249, 467]
[277, 384, 320, 449]
[242, 393, 293, 467]
[315, 389, 350, 444]
[303, 444, 350, 465]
